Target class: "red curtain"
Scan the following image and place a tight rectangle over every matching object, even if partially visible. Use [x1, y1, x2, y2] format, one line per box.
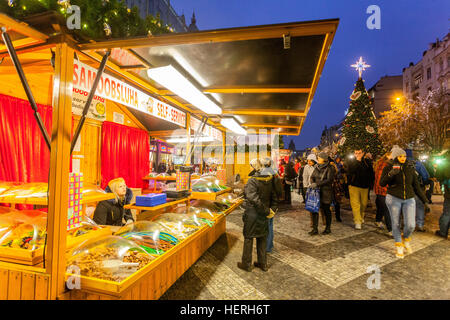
[0, 93, 52, 183]
[101, 121, 149, 189]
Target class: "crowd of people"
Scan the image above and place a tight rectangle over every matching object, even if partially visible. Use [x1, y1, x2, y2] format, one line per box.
[238, 147, 450, 271]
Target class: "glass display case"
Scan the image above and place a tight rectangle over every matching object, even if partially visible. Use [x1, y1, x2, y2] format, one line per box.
[0, 182, 48, 201]
[0, 215, 46, 251]
[67, 235, 155, 282]
[152, 213, 200, 239]
[191, 175, 227, 193]
[115, 221, 178, 255]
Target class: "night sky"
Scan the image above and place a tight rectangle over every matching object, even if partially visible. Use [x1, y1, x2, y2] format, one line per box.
[171, 0, 449, 150]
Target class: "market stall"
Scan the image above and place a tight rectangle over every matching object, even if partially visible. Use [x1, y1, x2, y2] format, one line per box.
[0, 12, 337, 300]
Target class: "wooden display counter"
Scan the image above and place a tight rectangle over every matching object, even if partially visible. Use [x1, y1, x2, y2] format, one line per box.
[190, 187, 232, 201]
[61, 203, 241, 300]
[0, 227, 112, 266]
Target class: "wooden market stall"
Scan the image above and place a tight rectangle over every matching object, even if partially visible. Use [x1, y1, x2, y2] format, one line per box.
[0, 12, 338, 300]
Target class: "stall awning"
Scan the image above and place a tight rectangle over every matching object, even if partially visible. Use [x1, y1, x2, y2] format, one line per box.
[80, 19, 339, 136]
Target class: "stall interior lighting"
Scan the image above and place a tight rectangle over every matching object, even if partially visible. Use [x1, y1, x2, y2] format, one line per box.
[220, 118, 247, 135]
[147, 65, 222, 115]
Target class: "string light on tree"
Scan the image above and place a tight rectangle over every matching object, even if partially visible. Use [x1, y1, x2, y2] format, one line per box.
[351, 57, 371, 79]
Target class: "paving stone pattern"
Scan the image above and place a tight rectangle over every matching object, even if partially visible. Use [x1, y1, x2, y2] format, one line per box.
[160, 193, 450, 300]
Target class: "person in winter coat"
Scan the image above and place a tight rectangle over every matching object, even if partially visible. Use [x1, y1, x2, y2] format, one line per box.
[373, 152, 392, 233]
[309, 152, 336, 235]
[260, 158, 283, 253]
[297, 159, 306, 202]
[435, 151, 450, 239]
[93, 178, 134, 226]
[380, 147, 429, 259]
[303, 154, 317, 189]
[329, 157, 343, 222]
[238, 159, 277, 272]
[346, 149, 375, 229]
[283, 161, 297, 205]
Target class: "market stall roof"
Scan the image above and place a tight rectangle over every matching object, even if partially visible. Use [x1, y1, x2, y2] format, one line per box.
[80, 19, 339, 136]
[0, 13, 49, 52]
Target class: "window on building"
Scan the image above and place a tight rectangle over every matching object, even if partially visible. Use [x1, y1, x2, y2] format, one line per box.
[440, 58, 444, 72]
[427, 67, 431, 80]
[413, 74, 423, 89]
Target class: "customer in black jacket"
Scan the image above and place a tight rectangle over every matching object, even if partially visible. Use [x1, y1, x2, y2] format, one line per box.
[309, 152, 336, 235]
[346, 149, 375, 229]
[238, 159, 277, 272]
[283, 161, 297, 205]
[93, 178, 134, 226]
[380, 147, 429, 259]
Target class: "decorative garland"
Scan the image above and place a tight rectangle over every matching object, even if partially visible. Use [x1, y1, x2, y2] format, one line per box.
[1, 0, 173, 40]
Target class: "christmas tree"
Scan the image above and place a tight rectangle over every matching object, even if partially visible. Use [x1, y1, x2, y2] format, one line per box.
[338, 57, 383, 156]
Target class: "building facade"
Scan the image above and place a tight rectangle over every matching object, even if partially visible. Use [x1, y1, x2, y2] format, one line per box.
[319, 123, 342, 150]
[367, 75, 403, 117]
[402, 33, 449, 100]
[124, 0, 198, 32]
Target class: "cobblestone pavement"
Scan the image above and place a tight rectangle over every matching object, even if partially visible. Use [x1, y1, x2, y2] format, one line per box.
[161, 192, 450, 300]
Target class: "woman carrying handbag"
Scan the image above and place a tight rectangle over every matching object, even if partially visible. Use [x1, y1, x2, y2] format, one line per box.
[308, 152, 336, 235]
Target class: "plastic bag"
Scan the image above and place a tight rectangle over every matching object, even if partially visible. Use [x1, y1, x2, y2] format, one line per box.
[305, 188, 321, 213]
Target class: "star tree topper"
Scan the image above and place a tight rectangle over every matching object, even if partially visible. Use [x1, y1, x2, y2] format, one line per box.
[351, 57, 370, 78]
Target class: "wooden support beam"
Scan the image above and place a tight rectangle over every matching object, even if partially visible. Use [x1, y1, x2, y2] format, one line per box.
[0, 13, 49, 41]
[0, 37, 42, 53]
[79, 20, 339, 50]
[304, 31, 335, 116]
[148, 130, 176, 137]
[203, 86, 311, 94]
[46, 43, 73, 300]
[112, 101, 148, 131]
[222, 109, 306, 116]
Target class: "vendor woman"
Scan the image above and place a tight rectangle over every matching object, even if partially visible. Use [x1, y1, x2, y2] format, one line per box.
[93, 178, 134, 226]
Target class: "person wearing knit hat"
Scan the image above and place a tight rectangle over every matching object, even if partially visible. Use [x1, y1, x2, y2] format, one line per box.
[380, 146, 429, 259]
[390, 147, 406, 160]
